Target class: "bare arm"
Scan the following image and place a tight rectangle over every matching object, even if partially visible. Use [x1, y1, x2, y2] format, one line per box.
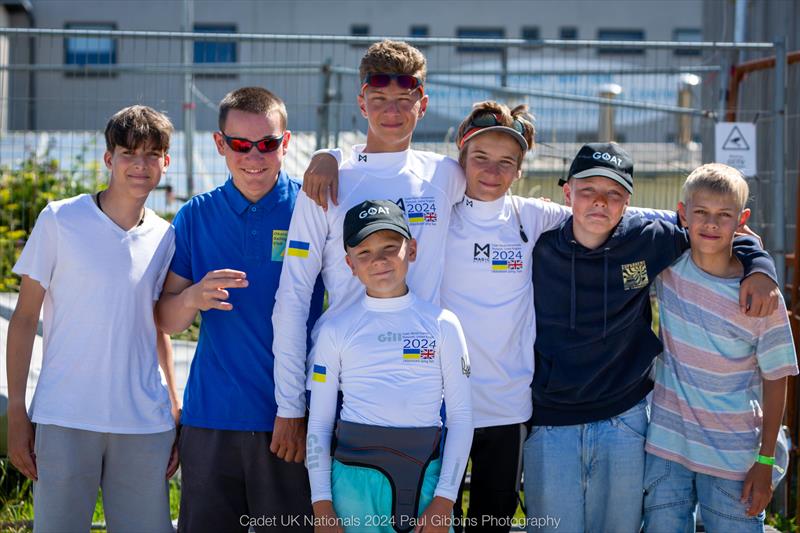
[155, 269, 248, 335]
[741, 376, 787, 516]
[302, 153, 339, 211]
[156, 325, 181, 423]
[6, 275, 45, 480]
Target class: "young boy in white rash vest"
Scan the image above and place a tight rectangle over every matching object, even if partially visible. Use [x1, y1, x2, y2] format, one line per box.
[271, 40, 465, 455]
[307, 200, 472, 533]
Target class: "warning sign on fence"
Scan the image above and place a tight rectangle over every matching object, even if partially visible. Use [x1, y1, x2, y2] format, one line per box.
[715, 122, 756, 177]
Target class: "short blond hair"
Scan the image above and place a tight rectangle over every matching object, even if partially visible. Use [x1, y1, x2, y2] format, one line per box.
[359, 40, 427, 83]
[218, 86, 288, 131]
[456, 100, 535, 168]
[682, 163, 749, 211]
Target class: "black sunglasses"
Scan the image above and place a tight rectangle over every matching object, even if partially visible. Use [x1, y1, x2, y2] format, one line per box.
[362, 73, 423, 91]
[220, 131, 285, 154]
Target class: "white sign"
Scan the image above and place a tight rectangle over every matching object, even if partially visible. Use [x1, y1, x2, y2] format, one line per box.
[715, 122, 757, 177]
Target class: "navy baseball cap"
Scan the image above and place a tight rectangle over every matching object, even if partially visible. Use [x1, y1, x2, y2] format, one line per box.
[343, 200, 412, 249]
[559, 142, 634, 194]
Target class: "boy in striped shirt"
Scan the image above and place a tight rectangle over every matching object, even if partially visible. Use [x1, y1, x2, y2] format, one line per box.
[644, 163, 798, 532]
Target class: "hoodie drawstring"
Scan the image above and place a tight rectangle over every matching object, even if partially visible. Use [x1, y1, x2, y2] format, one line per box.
[570, 241, 577, 330]
[603, 247, 610, 340]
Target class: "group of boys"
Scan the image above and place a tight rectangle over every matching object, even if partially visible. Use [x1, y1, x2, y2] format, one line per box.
[7, 37, 796, 533]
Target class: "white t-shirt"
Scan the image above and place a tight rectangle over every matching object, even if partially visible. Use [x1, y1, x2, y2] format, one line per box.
[13, 194, 175, 434]
[307, 292, 473, 503]
[273, 145, 466, 417]
[441, 195, 569, 428]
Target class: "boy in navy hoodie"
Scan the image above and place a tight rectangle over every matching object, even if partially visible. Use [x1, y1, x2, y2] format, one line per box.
[522, 143, 779, 533]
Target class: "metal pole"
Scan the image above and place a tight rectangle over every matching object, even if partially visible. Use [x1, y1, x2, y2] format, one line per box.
[773, 37, 786, 289]
[182, 0, 195, 198]
[316, 58, 332, 150]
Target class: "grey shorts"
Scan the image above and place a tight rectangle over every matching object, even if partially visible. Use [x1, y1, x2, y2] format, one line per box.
[33, 423, 175, 533]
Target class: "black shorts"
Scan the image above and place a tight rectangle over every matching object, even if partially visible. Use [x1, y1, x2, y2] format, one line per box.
[177, 425, 313, 533]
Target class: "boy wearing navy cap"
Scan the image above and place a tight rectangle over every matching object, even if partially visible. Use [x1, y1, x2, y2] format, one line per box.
[307, 200, 472, 533]
[522, 142, 779, 532]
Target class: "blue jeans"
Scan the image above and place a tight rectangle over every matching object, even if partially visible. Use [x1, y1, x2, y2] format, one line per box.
[643, 454, 765, 533]
[523, 399, 649, 533]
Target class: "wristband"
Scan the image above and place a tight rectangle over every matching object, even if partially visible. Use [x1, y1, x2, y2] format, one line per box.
[756, 454, 775, 466]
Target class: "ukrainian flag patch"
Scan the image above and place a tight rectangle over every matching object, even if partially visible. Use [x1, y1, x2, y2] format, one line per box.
[492, 260, 508, 271]
[403, 348, 421, 361]
[407, 212, 425, 223]
[287, 240, 310, 258]
[312, 364, 326, 383]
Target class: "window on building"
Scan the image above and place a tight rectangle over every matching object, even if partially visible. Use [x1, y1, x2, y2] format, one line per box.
[410, 25, 429, 38]
[522, 26, 540, 42]
[559, 27, 578, 40]
[351, 24, 370, 37]
[64, 23, 117, 68]
[597, 29, 645, 55]
[456, 27, 504, 53]
[673, 28, 702, 56]
[194, 24, 237, 64]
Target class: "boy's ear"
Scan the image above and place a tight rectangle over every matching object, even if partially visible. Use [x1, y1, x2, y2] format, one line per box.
[358, 93, 368, 119]
[281, 130, 292, 155]
[103, 150, 113, 170]
[407, 238, 418, 262]
[563, 181, 573, 207]
[212, 131, 226, 156]
[163, 153, 171, 171]
[417, 93, 429, 119]
[738, 208, 751, 229]
[677, 202, 688, 227]
[345, 254, 357, 276]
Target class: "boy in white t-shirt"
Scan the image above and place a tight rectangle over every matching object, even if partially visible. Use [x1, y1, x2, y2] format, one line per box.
[6, 105, 179, 532]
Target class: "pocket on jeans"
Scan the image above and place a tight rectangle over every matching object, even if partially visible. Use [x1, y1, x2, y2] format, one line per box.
[614, 403, 649, 440]
[643, 455, 671, 496]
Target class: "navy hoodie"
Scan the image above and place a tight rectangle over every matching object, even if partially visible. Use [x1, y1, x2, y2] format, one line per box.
[530, 211, 776, 426]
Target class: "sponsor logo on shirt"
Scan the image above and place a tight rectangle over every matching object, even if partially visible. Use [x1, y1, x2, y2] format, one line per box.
[402, 333, 437, 363]
[473, 243, 524, 272]
[287, 240, 311, 258]
[358, 154, 368, 163]
[312, 364, 327, 383]
[622, 260, 649, 290]
[461, 355, 471, 377]
[271, 229, 288, 262]
[395, 197, 437, 226]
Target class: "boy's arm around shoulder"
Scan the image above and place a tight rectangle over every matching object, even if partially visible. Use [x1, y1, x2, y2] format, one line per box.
[303, 148, 342, 211]
[646, 217, 779, 317]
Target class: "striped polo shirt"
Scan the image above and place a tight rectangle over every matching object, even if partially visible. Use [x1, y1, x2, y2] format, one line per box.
[646, 251, 798, 480]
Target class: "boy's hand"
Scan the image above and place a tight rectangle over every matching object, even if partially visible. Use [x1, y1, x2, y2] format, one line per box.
[166, 433, 180, 479]
[312, 500, 343, 533]
[739, 273, 780, 317]
[303, 154, 339, 211]
[738, 224, 763, 248]
[185, 269, 248, 311]
[7, 403, 37, 480]
[270, 416, 306, 463]
[741, 462, 773, 516]
[414, 495, 453, 533]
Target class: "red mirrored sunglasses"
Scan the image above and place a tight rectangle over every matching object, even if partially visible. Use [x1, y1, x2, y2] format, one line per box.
[220, 131, 285, 153]
[362, 73, 423, 91]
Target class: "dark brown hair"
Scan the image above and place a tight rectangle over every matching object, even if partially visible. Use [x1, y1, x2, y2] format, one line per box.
[104, 105, 173, 153]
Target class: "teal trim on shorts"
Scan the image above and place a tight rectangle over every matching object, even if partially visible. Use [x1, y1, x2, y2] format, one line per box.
[331, 457, 452, 532]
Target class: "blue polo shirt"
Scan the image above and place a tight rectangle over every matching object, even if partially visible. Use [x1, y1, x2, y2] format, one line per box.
[171, 172, 324, 431]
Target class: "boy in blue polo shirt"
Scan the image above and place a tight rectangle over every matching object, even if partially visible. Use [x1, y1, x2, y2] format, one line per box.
[155, 87, 323, 533]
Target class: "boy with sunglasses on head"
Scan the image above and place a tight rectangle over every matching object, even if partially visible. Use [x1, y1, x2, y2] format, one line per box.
[272, 40, 466, 460]
[7, 105, 178, 532]
[155, 87, 324, 533]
